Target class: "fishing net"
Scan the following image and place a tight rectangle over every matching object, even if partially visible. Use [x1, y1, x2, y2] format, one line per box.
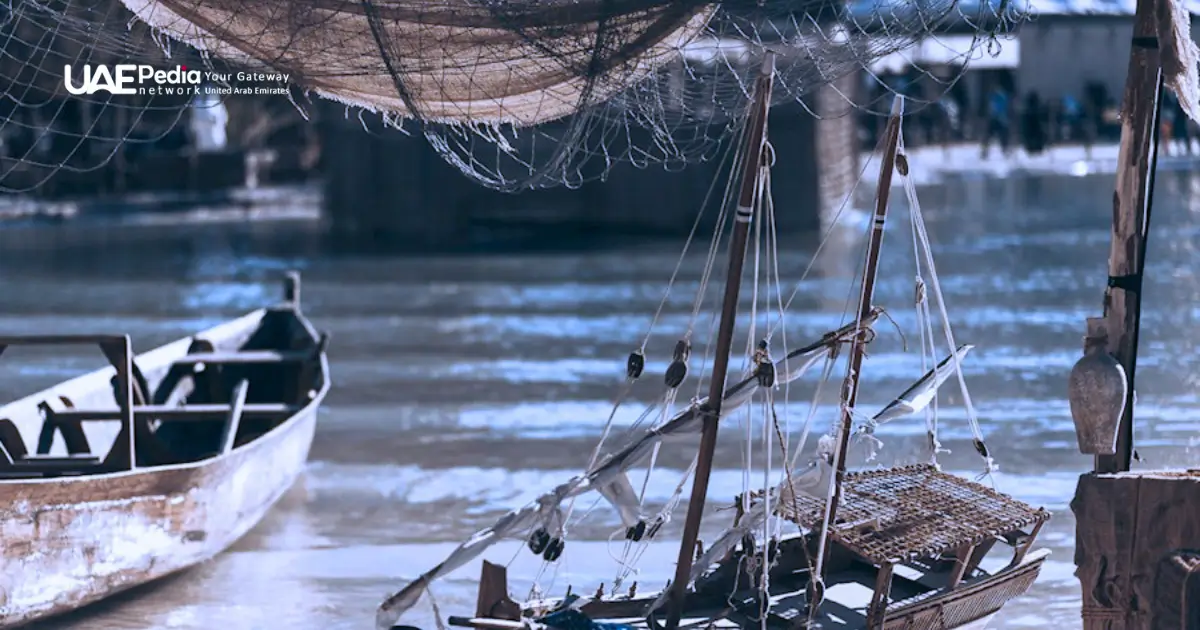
[0, 0, 1026, 193]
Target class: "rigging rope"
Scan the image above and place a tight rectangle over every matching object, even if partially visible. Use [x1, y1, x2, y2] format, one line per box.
[898, 133, 996, 478]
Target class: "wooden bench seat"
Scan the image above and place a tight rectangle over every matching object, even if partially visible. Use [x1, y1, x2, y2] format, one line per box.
[173, 350, 311, 366]
[52, 403, 299, 423]
[0, 419, 106, 475]
[16, 454, 102, 466]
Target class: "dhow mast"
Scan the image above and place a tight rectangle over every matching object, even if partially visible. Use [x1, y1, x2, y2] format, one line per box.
[662, 53, 776, 630]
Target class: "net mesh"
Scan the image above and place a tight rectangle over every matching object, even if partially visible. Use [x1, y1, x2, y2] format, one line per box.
[0, 0, 1026, 192]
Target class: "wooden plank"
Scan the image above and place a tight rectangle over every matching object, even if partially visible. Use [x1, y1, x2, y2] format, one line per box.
[866, 562, 894, 629]
[948, 544, 976, 588]
[18, 454, 102, 465]
[54, 403, 298, 423]
[1011, 520, 1045, 567]
[963, 538, 997, 578]
[175, 350, 310, 365]
[98, 335, 136, 471]
[220, 380, 249, 454]
[475, 561, 521, 621]
[1074, 472, 1200, 630]
[447, 617, 527, 630]
[0, 334, 128, 346]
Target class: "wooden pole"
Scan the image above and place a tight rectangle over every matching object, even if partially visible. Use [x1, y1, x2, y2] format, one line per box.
[1094, 0, 1163, 475]
[1072, 0, 1171, 628]
[663, 53, 775, 630]
[810, 95, 903, 614]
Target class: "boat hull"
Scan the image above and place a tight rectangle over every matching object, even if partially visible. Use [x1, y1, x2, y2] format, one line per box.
[0, 278, 329, 627]
[881, 551, 1045, 630]
[0, 392, 317, 627]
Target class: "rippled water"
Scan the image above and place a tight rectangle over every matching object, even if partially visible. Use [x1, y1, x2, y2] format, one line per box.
[5, 170, 1200, 630]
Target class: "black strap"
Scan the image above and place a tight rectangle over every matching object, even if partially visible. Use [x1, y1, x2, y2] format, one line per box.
[1108, 274, 1143, 292]
[1131, 36, 1159, 49]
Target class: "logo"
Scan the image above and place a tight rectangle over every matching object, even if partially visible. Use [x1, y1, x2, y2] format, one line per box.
[63, 64, 204, 96]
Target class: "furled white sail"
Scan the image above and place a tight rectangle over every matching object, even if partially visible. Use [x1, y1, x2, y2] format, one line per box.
[870, 344, 973, 425]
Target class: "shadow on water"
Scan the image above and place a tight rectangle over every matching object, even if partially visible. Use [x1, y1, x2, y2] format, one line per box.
[3, 170, 1200, 629]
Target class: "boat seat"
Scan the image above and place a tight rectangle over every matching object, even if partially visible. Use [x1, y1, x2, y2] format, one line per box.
[173, 350, 311, 366]
[51, 403, 299, 423]
[0, 417, 104, 474]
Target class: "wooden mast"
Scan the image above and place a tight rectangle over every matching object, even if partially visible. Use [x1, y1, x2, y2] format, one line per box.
[662, 53, 775, 630]
[810, 95, 904, 612]
[1092, 0, 1163, 475]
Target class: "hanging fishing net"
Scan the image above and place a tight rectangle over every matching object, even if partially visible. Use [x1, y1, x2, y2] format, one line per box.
[0, 0, 1026, 193]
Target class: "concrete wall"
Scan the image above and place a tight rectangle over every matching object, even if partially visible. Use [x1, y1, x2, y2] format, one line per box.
[1016, 16, 1200, 100]
[320, 85, 860, 248]
[815, 71, 861, 226]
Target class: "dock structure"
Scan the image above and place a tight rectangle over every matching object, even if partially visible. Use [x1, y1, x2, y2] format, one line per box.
[318, 74, 860, 248]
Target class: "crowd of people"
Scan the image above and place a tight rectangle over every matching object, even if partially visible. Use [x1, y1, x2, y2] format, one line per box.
[859, 71, 1200, 160]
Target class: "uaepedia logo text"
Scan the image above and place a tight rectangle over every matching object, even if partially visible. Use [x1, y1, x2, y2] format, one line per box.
[64, 64, 202, 96]
[63, 65, 291, 96]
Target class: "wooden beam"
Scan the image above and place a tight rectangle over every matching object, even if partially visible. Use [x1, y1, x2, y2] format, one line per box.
[867, 562, 894, 629]
[948, 544, 976, 588]
[174, 350, 311, 365]
[53, 403, 298, 423]
[963, 538, 998, 578]
[0, 334, 129, 346]
[219, 380, 249, 454]
[1094, 0, 1164, 474]
[98, 335, 137, 471]
[1010, 520, 1046, 567]
[446, 617, 526, 630]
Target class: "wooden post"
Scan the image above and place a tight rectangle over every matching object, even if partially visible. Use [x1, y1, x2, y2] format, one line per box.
[866, 562, 894, 629]
[1073, 472, 1200, 630]
[811, 96, 903, 615]
[1094, 0, 1163, 475]
[1072, 0, 1171, 627]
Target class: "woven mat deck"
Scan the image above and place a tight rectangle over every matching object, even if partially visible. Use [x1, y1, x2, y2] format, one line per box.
[775, 464, 1049, 565]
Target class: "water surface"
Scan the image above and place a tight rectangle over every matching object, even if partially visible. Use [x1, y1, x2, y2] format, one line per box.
[5, 169, 1200, 630]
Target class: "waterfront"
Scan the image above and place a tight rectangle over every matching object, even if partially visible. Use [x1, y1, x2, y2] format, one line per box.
[3, 167, 1200, 630]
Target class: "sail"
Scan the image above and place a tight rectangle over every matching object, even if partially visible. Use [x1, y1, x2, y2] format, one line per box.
[119, 0, 713, 126]
[870, 344, 973, 425]
[375, 321, 864, 629]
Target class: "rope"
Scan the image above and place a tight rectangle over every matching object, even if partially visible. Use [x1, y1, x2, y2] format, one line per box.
[765, 129, 888, 342]
[640, 135, 741, 352]
[899, 134, 995, 477]
[902, 139, 944, 465]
